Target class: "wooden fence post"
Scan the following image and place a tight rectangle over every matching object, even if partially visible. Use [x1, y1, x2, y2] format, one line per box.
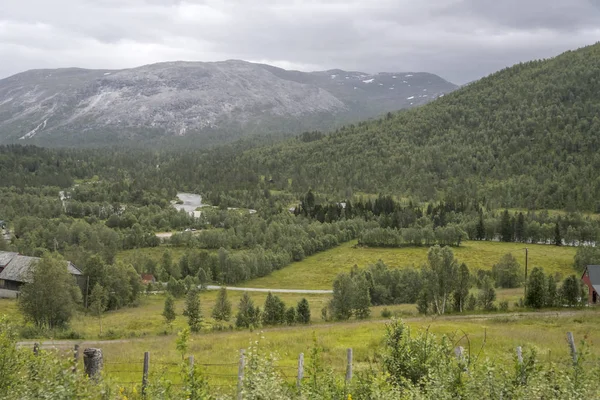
[33, 343, 39, 356]
[296, 353, 304, 389]
[237, 349, 246, 400]
[73, 344, 80, 373]
[142, 351, 150, 398]
[345, 348, 353, 383]
[567, 332, 577, 365]
[516, 346, 523, 364]
[189, 355, 194, 377]
[83, 348, 103, 380]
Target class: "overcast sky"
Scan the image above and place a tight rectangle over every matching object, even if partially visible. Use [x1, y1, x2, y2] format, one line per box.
[1, 0, 599, 84]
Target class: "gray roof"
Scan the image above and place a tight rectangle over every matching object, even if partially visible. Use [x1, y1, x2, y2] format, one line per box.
[0, 252, 17, 268]
[0, 252, 81, 283]
[586, 265, 600, 293]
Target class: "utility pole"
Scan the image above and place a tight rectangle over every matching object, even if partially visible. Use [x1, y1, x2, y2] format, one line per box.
[524, 247, 528, 298]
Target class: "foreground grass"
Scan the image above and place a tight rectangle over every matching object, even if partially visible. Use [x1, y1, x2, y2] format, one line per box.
[94, 309, 600, 389]
[245, 240, 577, 289]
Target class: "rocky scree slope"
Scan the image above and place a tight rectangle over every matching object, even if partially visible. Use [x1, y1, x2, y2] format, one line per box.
[0, 60, 456, 146]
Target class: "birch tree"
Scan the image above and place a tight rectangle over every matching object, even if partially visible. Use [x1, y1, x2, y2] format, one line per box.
[424, 245, 458, 315]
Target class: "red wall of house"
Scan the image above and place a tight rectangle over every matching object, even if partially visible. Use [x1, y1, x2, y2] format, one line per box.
[582, 272, 595, 303]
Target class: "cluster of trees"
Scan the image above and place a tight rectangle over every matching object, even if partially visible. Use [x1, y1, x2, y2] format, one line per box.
[235, 292, 311, 328]
[162, 288, 204, 332]
[574, 245, 600, 272]
[18, 253, 144, 334]
[327, 246, 591, 319]
[358, 225, 466, 247]
[161, 288, 311, 331]
[525, 268, 587, 308]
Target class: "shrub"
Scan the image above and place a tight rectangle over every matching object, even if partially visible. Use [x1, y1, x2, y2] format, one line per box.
[499, 301, 509, 311]
[381, 308, 392, 318]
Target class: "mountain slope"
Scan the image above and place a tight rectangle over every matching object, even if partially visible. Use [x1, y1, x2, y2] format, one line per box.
[188, 43, 600, 211]
[0, 61, 456, 146]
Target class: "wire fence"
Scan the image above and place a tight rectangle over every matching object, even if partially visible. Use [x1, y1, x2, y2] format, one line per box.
[26, 330, 598, 394]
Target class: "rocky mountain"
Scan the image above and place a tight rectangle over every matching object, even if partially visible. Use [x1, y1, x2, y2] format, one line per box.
[0, 60, 457, 146]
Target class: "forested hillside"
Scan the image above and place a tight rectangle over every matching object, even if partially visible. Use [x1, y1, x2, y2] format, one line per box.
[3, 44, 600, 212]
[190, 43, 600, 211]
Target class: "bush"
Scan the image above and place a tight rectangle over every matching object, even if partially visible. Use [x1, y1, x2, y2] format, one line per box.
[499, 300, 509, 311]
[381, 308, 392, 318]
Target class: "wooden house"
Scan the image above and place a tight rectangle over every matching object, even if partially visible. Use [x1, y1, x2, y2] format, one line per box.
[0, 251, 82, 294]
[581, 265, 600, 304]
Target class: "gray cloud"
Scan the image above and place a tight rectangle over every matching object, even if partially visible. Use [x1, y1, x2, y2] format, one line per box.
[1, 0, 599, 84]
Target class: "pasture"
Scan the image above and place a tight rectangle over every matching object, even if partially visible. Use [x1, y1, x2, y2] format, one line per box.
[245, 240, 577, 290]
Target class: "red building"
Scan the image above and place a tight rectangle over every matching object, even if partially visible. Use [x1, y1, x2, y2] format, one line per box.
[581, 265, 600, 304]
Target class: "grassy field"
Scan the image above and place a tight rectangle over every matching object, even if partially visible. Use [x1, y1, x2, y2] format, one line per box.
[2, 286, 527, 342]
[88, 309, 600, 392]
[245, 240, 577, 290]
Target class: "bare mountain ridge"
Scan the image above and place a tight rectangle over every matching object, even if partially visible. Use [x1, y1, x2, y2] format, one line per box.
[0, 60, 457, 146]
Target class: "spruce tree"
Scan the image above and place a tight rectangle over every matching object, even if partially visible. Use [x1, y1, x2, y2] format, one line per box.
[478, 276, 497, 310]
[162, 294, 176, 329]
[285, 306, 296, 325]
[212, 287, 232, 322]
[296, 298, 311, 324]
[561, 275, 582, 306]
[515, 212, 525, 242]
[546, 275, 558, 307]
[183, 288, 202, 332]
[262, 292, 286, 325]
[554, 222, 562, 246]
[500, 210, 513, 242]
[476, 212, 486, 240]
[236, 292, 260, 328]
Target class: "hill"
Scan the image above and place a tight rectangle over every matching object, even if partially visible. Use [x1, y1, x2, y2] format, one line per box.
[0, 61, 456, 147]
[193, 43, 600, 211]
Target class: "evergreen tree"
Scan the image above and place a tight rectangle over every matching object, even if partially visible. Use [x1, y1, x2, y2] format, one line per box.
[353, 273, 371, 319]
[167, 277, 186, 298]
[515, 212, 525, 242]
[554, 222, 562, 246]
[211, 287, 232, 322]
[546, 275, 558, 307]
[500, 210, 513, 242]
[525, 267, 547, 308]
[465, 293, 477, 311]
[162, 294, 176, 329]
[162, 250, 176, 278]
[183, 288, 202, 332]
[561, 275, 583, 306]
[476, 212, 486, 240]
[416, 289, 430, 314]
[236, 292, 261, 328]
[262, 292, 286, 325]
[478, 276, 496, 310]
[296, 298, 311, 324]
[285, 306, 296, 325]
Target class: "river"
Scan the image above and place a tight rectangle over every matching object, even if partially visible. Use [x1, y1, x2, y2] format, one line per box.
[172, 193, 205, 217]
